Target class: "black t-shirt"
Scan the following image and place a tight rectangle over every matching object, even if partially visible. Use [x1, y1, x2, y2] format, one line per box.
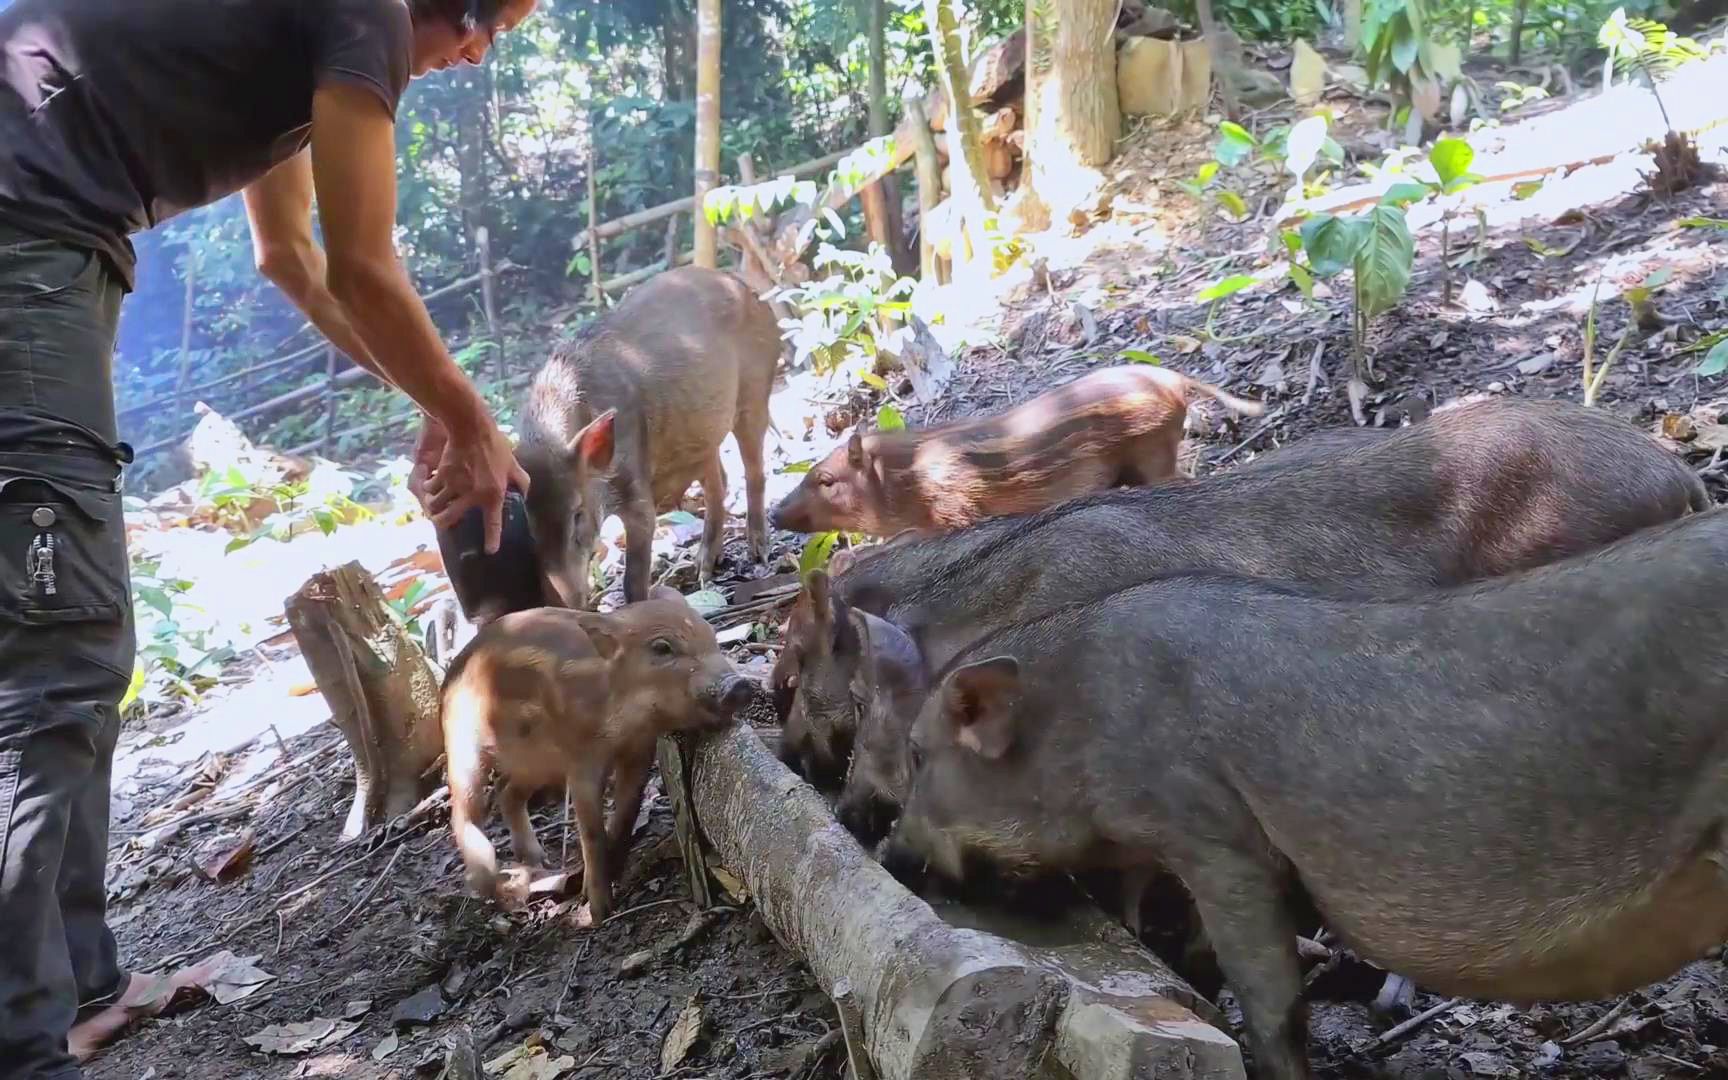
[0, 0, 413, 291]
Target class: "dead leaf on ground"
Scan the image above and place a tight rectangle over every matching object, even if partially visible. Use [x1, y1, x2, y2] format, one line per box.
[660, 997, 707, 1072]
[343, 1000, 373, 1020]
[243, 1018, 361, 1056]
[199, 951, 276, 1005]
[1662, 413, 1698, 441]
[1694, 424, 1728, 452]
[372, 1033, 401, 1062]
[195, 828, 256, 883]
[709, 864, 749, 905]
[1169, 334, 1203, 355]
[484, 1042, 576, 1079]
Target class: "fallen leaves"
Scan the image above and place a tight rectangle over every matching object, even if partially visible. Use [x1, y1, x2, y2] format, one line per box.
[660, 997, 707, 1072]
[200, 951, 276, 1005]
[193, 828, 255, 883]
[243, 1017, 361, 1055]
[485, 1042, 576, 1079]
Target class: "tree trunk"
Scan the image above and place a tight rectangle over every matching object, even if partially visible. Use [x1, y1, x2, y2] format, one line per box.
[284, 562, 445, 840]
[682, 725, 1246, 1079]
[1021, 0, 1121, 230]
[1509, 0, 1528, 64]
[864, 0, 913, 274]
[692, 0, 722, 268]
[1194, 0, 1239, 121]
[906, 99, 947, 283]
[924, 0, 997, 283]
[1344, 0, 1363, 52]
[173, 249, 199, 424]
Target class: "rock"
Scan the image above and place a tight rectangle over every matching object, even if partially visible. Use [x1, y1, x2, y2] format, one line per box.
[1290, 39, 1326, 105]
[391, 986, 446, 1029]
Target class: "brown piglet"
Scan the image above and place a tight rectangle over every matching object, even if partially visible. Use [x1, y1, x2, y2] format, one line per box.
[439, 592, 755, 919]
[768, 363, 1262, 536]
[517, 265, 781, 609]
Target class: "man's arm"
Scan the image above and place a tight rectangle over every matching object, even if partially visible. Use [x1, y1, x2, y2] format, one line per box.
[302, 81, 496, 437]
[241, 151, 395, 389]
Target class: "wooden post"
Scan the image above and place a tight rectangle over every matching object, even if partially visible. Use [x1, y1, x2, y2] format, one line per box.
[736, 153, 760, 280]
[284, 562, 445, 840]
[476, 225, 502, 385]
[692, 0, 723, 268]
[906, 99, 945, 283]
[664, 212, 680, 273]
[586, 137, 605, 308]
[173, 248, 199, 428]
[322, 345, 339, 454]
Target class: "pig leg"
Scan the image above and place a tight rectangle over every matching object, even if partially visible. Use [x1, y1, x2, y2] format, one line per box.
[734, 409, 771, 565]
[604, 747, 655, 881]
[619, 493, 657, 606]
[1181, 851, 1310, 1080]
[697, 452, 729, 587]
[568, 762, 615, 921]
[1117, 429, 1184, 487]
[500, 782, 549, 870]
[443, 691, 498, 898]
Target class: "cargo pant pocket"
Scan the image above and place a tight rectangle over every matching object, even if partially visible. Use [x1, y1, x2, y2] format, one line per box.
[0, 471, 133, 691]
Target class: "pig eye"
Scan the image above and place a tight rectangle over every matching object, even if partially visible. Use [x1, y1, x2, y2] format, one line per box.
[649, 638, 676, 658]
[816, 474, 836, 488]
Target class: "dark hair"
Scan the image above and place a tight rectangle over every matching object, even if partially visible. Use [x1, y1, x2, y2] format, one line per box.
[407, 0, 510, 32]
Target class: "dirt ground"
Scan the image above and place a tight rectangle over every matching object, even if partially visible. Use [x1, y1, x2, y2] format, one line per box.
[87, 61, 1728, 1080]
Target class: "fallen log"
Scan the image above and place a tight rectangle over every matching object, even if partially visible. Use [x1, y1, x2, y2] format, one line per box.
[686, 724, 1247, 1079]
[285, 561, 445, 839]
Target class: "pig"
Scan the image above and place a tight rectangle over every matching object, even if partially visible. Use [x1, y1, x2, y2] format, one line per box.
[772, 568, 926, 795]
[830, 396, 1710, 678]
[883, 506, 1728, 1080]
[439, 593, 755, 919]
[768, 363, 1264, 537]
[516, 265, 780, 610]
[426, 489, 551, 665]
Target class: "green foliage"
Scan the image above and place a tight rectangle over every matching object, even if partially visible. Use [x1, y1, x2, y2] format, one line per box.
[1119, 349, 1163, 365]
[875, 403, 907, 431]
[1697, 337, 1728, 378]
[799, 530, 842, 575]
[1196, 275, 1259, 303]
[771, 240, 917, 379]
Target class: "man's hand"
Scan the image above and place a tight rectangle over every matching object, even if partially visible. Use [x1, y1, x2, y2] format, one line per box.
[407, 415, 448, 510]
[423, 416, 530, 554]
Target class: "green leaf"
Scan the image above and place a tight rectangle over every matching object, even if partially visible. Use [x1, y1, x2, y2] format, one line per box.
[1697, 337, 1728, 377]
[857, 371, 889, 391]
[659, 510, 702, 526]
[780, 460, 814, 475]
[1284, 115, 1330, 179]
[1281, 229, 1303, 257]
[1196, 274, 1257, 303]
[799, 531, 841, 576]
[1119, 349, 1163, 365]
[224, 535, 254, 555]
[1440, 172, 1484, 195]
[1214, 122, 1257, 166]
[1678, 216, 1728, 230]
[1300, 213, 1373, 277]
[1217, 191, 1249, 219]
[1390, 16, 1419, 73]
[119, 658, 147, 714]
[875, 403, 906, 431]
[683, 589, 727, 615]
[1642, 267, 1673, 289]
[312, 508, 336, 535]
[1354, 205, 1416, 320]
[1289, 262, 1316, 299]
[136, 587, 174, 618]
[1379, 182, 1431, 207]
[1428, 136, 1474, 187]
[1196, 161, 1220, 185]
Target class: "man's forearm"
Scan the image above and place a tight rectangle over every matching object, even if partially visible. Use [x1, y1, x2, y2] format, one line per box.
[325, 253, 490, 435]
[270, 247, 400, 392]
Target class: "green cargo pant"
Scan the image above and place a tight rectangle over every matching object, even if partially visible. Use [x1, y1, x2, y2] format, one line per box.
[0, 221, 136, 1079]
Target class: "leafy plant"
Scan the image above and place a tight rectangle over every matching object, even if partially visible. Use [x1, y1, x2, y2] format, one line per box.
[1580, 277, 1635, 406]
[1597, 8, 1709, 193]
[1362, 0, 1458, 143]
[771, 240, 917, 381]
[126, 557, 238, 712]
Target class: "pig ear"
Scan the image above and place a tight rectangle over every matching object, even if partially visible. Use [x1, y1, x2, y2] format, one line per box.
[942, 656, 1022, 760]
[568, 409, 617, 470]
[574, 612, 623, 660]
[847, 430, 867, 470]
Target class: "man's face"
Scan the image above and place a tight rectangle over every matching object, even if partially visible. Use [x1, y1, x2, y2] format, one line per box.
[411, 0, 539, 76]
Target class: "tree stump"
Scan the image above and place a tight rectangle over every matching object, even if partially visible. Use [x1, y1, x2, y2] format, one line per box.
[285, 561, 445, 840]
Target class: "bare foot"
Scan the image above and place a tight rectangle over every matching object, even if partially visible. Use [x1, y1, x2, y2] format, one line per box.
[68, 958, 223, 1062]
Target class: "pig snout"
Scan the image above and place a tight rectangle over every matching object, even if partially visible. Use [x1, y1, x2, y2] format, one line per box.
[699, 673, 756, 722]
[768, 495, 802, 532]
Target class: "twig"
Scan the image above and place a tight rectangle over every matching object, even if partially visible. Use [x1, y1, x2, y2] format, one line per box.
[1359, 996, 1463, 1054]
[318, 843, 406, 940]
[603, 897, 689, 925]
[1561, 998, 1632, 1046]
[255, 821, 311, 859]
[1211, 404, 1292, 466]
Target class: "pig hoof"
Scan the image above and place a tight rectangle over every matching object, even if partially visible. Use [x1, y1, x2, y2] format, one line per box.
[494, 867, 535, 910]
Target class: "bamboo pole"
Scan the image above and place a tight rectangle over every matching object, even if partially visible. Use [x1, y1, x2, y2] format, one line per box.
[692, 0, 723, 268]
